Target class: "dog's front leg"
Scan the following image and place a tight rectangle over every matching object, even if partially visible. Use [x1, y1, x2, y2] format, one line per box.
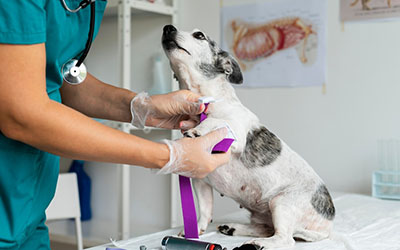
[184, 118, 228, 139]
[193, 179, 214, 234]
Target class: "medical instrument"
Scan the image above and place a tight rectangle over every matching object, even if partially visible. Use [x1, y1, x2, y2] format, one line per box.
[373, 139, 400, 200]
[161, 236, 223, 250]
[61, 0, 96, 84]
[178, 97, 235, 239]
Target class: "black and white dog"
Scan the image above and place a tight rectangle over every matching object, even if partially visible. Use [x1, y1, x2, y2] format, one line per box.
[162, 25, 335, 249]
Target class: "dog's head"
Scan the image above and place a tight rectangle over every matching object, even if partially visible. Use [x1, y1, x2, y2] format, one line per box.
[162, 25, 243, 90]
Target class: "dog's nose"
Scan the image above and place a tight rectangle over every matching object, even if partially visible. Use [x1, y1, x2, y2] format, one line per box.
[163, 25, 177, 35]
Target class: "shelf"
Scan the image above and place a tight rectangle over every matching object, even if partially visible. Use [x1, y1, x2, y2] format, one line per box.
[73, 0, 179, 242]
[105, 0, 174, 17]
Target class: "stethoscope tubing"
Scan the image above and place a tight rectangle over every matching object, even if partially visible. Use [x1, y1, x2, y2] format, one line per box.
[76, 2, 95, 67]
[60, 0, 95, 13]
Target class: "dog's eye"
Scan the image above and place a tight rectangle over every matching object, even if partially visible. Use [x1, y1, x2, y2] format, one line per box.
[193, 32, 206, 40]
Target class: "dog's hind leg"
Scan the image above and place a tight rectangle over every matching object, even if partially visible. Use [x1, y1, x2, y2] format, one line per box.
[293, 229, 329, 242]
[218, 223, 274, 237]
[241, 195, 298, 249]
[193, 179, 214, 234]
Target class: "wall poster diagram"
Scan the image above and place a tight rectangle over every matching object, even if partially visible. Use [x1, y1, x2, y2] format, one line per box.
[221, 0, 327, 88]
[341, 0, 400, 22]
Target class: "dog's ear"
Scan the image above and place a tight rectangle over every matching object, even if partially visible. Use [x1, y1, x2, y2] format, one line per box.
[217, 51, 243, 84]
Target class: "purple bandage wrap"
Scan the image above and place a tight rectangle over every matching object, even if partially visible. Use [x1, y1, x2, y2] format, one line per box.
[179, 176, 199, 239]
[201, 103, 234, 153]
[179, 101, 233, 239]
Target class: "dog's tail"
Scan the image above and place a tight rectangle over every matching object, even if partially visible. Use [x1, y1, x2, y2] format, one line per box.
[329, 231, 357, 250]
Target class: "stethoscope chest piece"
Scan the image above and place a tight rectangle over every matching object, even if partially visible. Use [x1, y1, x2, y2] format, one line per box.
[61, 59, 87, 85]
[60, 0, 96, 85]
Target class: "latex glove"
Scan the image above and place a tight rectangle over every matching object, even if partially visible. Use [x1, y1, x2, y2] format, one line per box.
[130, 90, 205, 129]
[158, 128, 230, 179]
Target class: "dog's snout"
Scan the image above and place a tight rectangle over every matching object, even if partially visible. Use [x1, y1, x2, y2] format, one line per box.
[162, 25, 179, 51]
[163, 25, 177, 36]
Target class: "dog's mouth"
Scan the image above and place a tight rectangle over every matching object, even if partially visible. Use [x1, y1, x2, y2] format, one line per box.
[162, 39, 191, 56]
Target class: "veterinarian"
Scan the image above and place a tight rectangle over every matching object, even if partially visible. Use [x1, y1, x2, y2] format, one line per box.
[0, 1, 229, 249]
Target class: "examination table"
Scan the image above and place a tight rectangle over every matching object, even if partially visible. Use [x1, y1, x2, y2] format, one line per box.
[87, 193, 400, 250]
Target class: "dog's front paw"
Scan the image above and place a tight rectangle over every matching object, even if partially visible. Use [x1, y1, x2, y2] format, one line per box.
[218, 224, 236, 236]
[183, 128, 201, 138]
[233, 244, 263, 250]
[197, 218, 210, 235]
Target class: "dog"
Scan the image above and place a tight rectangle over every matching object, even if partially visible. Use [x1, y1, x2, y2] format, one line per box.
[351, 0, 392, 10]
[162, 25, 335, 250]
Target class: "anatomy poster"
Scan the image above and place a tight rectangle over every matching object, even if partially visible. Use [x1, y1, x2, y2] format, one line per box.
[221, 0, 327, 88]
[341, 0, 400, 22]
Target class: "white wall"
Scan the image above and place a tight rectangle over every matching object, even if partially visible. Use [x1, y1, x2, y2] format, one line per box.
[55, 0, 400, 243]
[235, 0, 400, 194]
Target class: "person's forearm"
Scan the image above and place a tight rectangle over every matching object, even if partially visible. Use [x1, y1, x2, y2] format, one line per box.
[60, 73, 136, 122]
[4, 98, 169, 168]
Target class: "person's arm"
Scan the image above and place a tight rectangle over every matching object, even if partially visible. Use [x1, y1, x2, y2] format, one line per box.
[0, 43, 230, 178]
[0, 43, 167, 168]
[60, 73, 204, 130]
[60, 73, 136, 123]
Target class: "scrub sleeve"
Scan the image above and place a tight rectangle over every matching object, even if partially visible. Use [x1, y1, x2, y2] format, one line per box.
[0, 1, 107, 249]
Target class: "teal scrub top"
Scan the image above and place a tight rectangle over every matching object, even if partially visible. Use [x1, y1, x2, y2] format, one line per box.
[0, 1, 107, 249]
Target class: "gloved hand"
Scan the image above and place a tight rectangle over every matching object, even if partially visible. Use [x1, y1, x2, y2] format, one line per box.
[157, 128, 230, 178]
[130, 90, 205, 129]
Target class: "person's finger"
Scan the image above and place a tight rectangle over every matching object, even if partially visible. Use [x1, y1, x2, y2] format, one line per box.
[181, 102, 204, 115]
[179, 120, 198, 130]
[201, 127, 228, 147]
[182, 90, 201, 102]
[204, 104, 209, 113]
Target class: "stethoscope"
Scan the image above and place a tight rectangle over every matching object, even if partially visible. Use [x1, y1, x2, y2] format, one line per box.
[61, 0, 96, 85]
